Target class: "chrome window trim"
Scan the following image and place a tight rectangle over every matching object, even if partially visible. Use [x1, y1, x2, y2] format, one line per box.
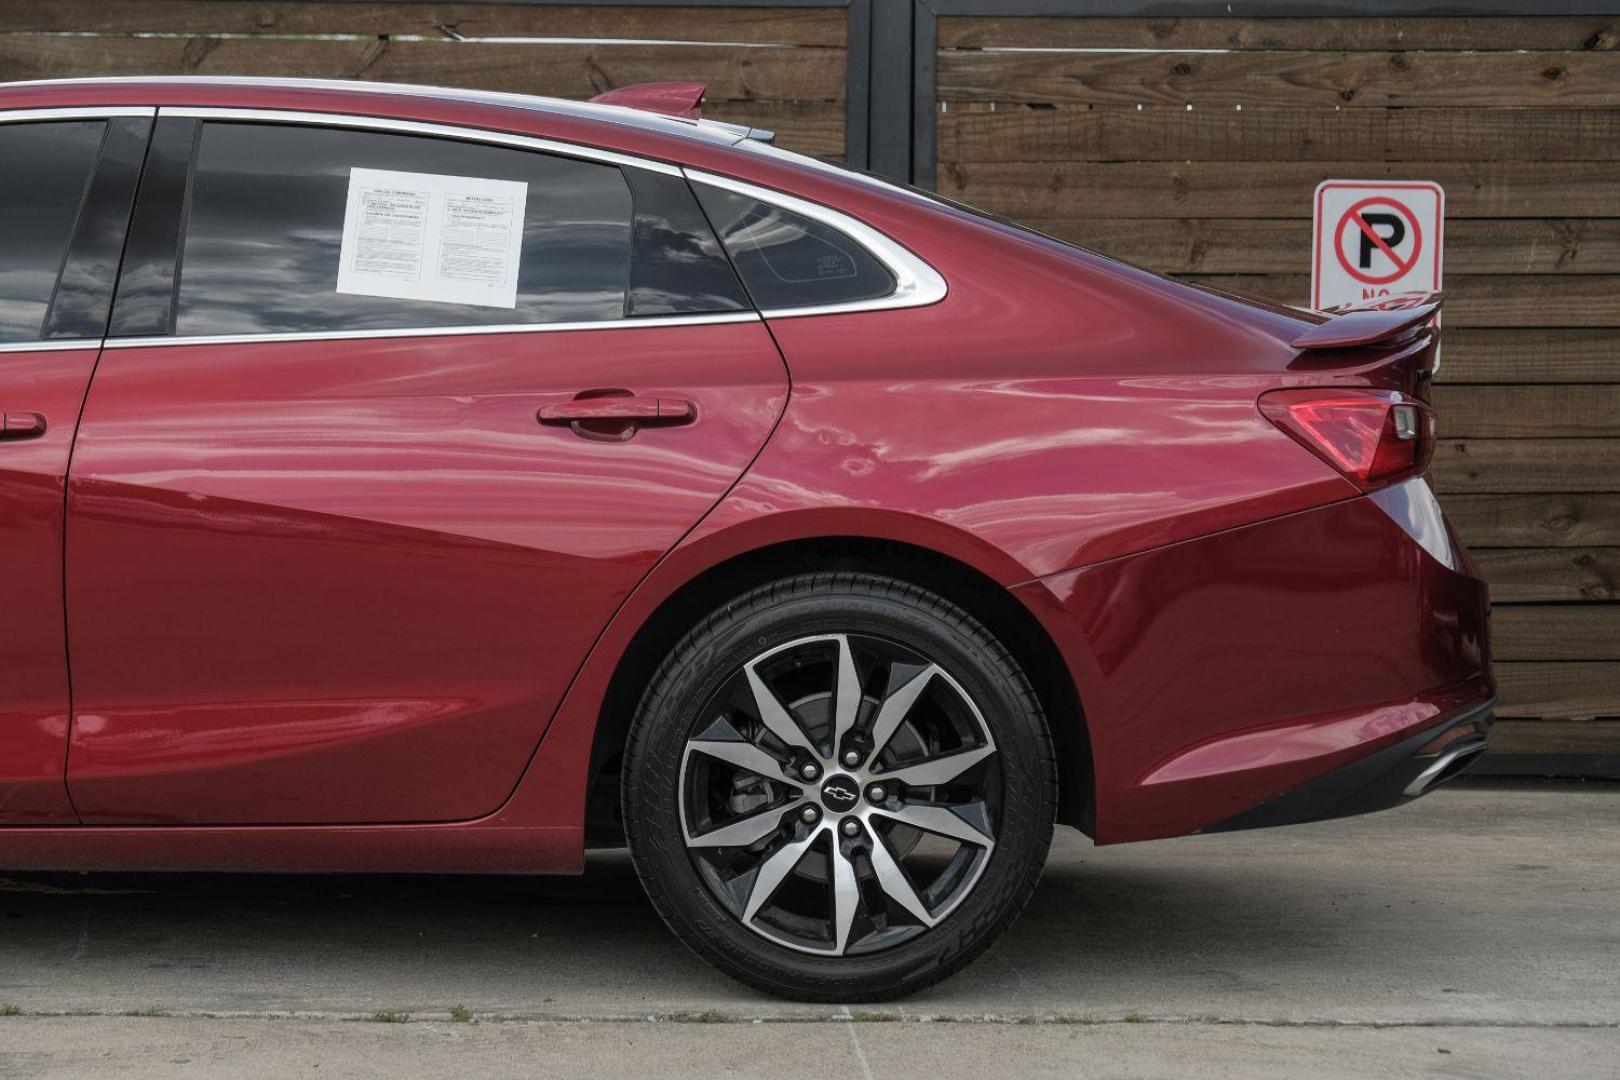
[158, 106, 683, 176]
[103, 312, 760, 350]
[0, 106, 156, 123]
[0, 338, 104, 353]
[683, 169, 948, 319]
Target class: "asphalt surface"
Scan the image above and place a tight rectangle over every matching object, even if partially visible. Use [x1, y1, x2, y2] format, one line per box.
[1, 780, 1616, 1078]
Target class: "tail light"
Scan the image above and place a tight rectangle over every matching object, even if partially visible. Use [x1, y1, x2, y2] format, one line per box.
[1258, 388, 1435, 491]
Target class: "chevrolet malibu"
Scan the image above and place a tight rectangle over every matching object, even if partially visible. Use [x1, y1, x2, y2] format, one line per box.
[0, 77, 1493, 1001]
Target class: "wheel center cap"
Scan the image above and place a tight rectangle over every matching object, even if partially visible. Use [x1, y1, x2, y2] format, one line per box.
[819, 775, 860, 813]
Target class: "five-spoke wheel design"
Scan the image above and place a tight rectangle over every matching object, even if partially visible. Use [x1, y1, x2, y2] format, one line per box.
[679, 633, 1000, 956]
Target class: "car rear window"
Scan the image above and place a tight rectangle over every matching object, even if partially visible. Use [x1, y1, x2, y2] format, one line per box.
[175, 122, 636, 336]
[0, 120, 105, 343]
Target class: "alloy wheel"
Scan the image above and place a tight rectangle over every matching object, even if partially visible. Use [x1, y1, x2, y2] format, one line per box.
[678, 633, 1000, 956]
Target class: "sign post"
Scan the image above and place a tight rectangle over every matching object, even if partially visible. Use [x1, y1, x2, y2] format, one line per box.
[1312, 180, 1444, 312]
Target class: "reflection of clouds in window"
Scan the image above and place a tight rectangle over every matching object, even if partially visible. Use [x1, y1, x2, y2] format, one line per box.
[177, 123, 632, 336]
[639, 223, 713, 267]
[0, 121, 105, 341]
[0, 295, 49, 339]
[622, 167, 749, 318]
[628, 286, 747, 315]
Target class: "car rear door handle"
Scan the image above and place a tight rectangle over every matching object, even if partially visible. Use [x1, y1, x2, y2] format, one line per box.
[538, 395, 696, 435]
[0, 412, 46, 440]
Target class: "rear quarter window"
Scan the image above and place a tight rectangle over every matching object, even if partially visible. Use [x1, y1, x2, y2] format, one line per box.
[693, 184, 895, 312]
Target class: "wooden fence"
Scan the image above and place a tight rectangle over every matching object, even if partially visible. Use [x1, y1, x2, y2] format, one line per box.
[0, 1, 1615, 764]
[0, 2, 850, 158]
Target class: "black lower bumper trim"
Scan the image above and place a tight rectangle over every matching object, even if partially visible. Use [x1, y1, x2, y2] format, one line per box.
[1203, 699, 1496, 834]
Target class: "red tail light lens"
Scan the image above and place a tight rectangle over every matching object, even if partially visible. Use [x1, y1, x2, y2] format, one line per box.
[1258, 388, 1434, 491]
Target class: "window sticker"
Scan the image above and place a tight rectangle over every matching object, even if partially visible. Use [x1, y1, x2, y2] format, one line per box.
[337, 168, 528, 309]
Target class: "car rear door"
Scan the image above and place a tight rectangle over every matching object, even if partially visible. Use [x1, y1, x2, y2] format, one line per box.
[0, 108, 149, 824]
[63, 111, 786, 825]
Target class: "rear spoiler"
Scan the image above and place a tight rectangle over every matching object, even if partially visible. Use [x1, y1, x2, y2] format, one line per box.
[589, 81, 707, 119]
[588, 82, 776, 143]
[1291, 293, 1442, 350]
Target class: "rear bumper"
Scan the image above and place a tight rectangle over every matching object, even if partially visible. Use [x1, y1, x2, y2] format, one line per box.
[1203, 699, 1494, 833]
[1015, 478, 1494, 844]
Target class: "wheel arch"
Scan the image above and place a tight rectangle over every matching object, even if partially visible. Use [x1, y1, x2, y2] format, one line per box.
[583, 535, 1094, 846]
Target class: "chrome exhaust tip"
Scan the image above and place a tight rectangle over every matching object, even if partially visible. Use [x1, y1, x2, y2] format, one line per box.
[1403, 734, 1488, 798]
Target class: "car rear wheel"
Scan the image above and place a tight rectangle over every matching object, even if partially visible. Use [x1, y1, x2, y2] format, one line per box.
[622, 572, 1056, 1001]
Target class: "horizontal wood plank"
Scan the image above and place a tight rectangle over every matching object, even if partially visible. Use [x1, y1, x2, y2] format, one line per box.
[938, 49, 1620, 109]
[0, 3, 846, 45]
[1429, 386, 1620, 438]
[701, 100, 843, 157]
[938, 105, 1620, 164]
[1438, 330, 1620, 385]
[1431, 440, 1620, 494]
[0, 34, 844, 102]
[939, 16, 1620, 53]
[1474, 548, 1620, 602]
[1493, 605, 1620, 661]
[936, 161, 1620, 219]
[1497, 665, 1620, 719]
[1446, 494, 1620, 548]
[1024, 218, 1620, 275]
[1489, 719, 1620, 750]
[1172, 274, 1620, 328]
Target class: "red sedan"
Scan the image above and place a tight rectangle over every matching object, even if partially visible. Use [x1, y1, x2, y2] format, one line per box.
[0, 77, 1492, 1000]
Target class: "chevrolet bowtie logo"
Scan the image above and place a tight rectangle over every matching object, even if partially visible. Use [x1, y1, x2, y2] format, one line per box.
[821, 778, 859, 810]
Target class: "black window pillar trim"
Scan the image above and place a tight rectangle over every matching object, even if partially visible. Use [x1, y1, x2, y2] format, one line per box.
[42, 115, 154, 341]
[107, 117, 199, 339]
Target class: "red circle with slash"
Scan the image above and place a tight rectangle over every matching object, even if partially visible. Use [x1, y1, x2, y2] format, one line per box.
[1334, 196, 1423, 286]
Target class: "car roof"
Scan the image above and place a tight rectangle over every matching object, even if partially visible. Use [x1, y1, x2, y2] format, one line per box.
[0, 75, 755, 149]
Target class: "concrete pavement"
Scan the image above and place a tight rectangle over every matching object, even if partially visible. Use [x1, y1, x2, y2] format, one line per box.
[2, 1016, 1617, 1080]
[1, 780, 1616, 1077]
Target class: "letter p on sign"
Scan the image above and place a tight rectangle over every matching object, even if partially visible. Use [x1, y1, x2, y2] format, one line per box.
[1311, 180, 1443, 311]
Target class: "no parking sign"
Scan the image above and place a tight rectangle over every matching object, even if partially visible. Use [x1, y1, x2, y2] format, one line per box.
[1312, 180, 1444, 311]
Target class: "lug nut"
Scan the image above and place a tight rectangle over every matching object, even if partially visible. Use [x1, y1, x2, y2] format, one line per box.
[841, 819, 860, 837]
[800, 762, 820, 780]
[867, 784, 887, 803]
[843, 750, 861, 767]
[800, 805, 819, 824]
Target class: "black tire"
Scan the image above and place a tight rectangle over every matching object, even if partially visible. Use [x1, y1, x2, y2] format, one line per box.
[622, 571, 1056, 1001]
